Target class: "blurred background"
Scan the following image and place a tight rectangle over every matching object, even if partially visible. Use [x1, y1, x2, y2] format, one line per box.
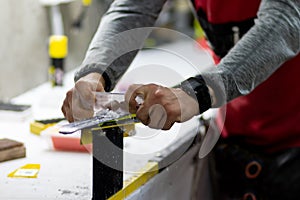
[0, 0, 197, 100]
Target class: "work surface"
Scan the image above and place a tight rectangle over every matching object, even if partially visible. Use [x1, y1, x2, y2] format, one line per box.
[0, 39, 213, 200]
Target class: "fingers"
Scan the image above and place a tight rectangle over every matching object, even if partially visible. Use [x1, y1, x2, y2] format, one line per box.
[136, 104, 150, 125]
[72, 99, 95, 121]
[104, 100, 120, 111]
[147, 104, 167, 129]
[137, 103, 176, 130]
[125, 83, 179, 130]
[61, 88, 95, 122]
[61, 90, 74, 122]
[75, 81, 96, 110]
[125, 84, 145, 113]
[61, 73, 105, 122]
[75, 73, 105, 111]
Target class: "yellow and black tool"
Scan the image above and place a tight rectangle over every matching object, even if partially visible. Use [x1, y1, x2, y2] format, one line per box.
[48, 35, 68, 86]
[59, 113, 139, 135]
[30, 118, 65, 135]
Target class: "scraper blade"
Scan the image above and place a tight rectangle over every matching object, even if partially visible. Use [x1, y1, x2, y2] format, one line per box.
[59, 92, 141, 134]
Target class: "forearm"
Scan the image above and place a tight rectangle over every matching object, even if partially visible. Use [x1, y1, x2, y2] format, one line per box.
[74, 0, 166, 91]
[201, 0, 300, 106]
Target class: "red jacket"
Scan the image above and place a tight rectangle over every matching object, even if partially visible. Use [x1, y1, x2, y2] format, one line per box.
[194, 0, 300, 151]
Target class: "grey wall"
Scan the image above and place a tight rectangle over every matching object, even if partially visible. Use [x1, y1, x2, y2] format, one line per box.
[0, 0, 108, 100]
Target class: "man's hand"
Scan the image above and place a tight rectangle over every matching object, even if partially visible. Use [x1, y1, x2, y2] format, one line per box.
[125, 84, 200, 130]
[61, 73, 105, 122]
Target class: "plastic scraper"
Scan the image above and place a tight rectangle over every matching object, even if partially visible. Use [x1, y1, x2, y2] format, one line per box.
[59, 92, 141, 134]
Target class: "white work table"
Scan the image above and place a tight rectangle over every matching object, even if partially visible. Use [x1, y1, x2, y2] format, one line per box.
[0, 83, 92, 200]
[0, 39, 213, 200]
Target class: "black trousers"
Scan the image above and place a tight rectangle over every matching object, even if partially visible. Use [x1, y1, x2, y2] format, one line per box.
[211, 139, 300, 200]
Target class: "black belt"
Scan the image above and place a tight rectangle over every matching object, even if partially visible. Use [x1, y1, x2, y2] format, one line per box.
[196, 9, 255, 58]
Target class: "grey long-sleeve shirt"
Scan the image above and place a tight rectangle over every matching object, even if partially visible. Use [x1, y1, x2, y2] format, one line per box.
[75, 0, 300, 106]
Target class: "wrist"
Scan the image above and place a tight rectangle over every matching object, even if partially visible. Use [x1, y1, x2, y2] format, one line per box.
[180, 76, 212, 114]
[80, 72, 106, 91]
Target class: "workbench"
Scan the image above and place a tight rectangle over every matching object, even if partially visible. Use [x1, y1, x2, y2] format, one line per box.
[0, 39, 214, 200]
